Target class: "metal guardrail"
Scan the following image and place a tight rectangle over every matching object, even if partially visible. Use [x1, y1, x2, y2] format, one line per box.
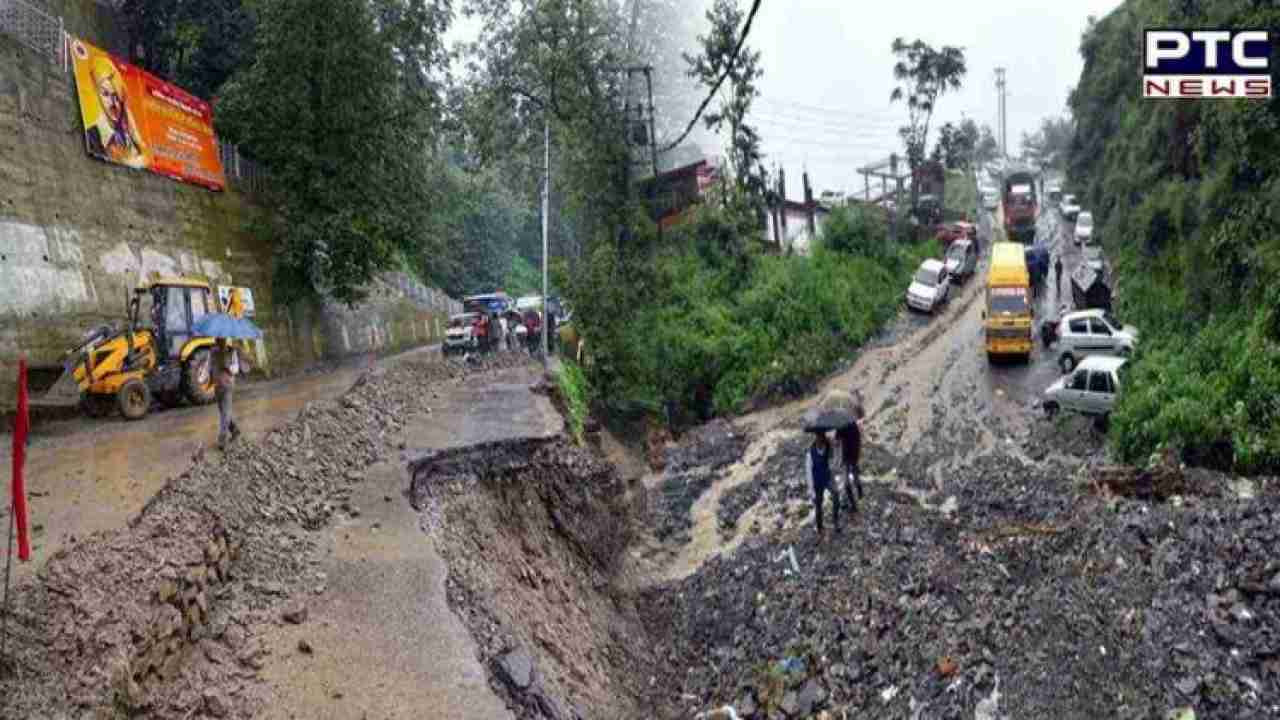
[0, 0, 267, 194]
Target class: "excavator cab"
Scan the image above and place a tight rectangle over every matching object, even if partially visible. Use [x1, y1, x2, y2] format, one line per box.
[70, 277, 221, 420]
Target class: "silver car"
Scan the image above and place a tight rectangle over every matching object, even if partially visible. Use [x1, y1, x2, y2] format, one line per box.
[1044, 355, 1126, 418]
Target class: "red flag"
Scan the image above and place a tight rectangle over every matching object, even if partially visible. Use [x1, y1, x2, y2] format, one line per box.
[12, 356, 30, 561]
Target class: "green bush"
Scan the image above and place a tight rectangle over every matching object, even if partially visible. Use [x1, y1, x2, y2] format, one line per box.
[1072, 0, 1280, 473]
[566, 201, 935, 423]
[555, 359, 592, 442]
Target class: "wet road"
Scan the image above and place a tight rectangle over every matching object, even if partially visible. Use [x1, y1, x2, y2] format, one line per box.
[257, 363, 559, 720]
[0, 347, 432, 580]
[650, 200, 1089, 578]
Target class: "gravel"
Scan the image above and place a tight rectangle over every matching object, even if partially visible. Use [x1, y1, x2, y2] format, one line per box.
[0, 352, 534, 719]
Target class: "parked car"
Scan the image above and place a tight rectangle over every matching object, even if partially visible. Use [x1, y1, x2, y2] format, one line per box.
[906, 259, 951, 313]
[1083, 244, 1106, 274]
[443, 312, 481, 354]
[1061, 194, 1081, 220]
[1046, 184, 1063, 206]
[1043, 355, 1127, 419]
[1074, 211, 1095, 245]
[944, 239, 977, 283]
[1053, 309, 1138, 372]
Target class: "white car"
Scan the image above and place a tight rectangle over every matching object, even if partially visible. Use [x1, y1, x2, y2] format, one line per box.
[1074, 211, 1095, 245]
[1054, 309, 1138, 372]
[906, 259, 951, 313]
[443, 312, 480, 354]
[1061, 194, 1081, 220]
[1043, 355, 1127, 418]
[1083, 244, 1106, 274]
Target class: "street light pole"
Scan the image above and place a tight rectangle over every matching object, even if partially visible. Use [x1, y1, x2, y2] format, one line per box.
[541, 116, 550, 365]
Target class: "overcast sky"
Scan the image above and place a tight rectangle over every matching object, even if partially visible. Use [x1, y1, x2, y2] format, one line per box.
[447, 0, 1125, 198]
[745, 0, 1124, 197]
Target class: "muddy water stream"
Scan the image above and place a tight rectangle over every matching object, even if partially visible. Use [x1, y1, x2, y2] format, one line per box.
[642, 206, 1094, 584]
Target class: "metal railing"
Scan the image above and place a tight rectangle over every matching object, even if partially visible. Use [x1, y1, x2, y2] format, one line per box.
[0, 0, 267, 195]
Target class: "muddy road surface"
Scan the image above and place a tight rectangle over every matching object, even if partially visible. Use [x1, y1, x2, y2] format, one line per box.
[0, 345, 443, 580]
[0, 353, 555, 720]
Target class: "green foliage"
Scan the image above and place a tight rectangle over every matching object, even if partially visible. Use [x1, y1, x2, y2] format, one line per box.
[685, 0, 765, 211]
[120, 0, 254, 98]
[818, 205, 888, 258]
[505, 254, 543, 299]
[218, 0, 450, 306]
[889, 38, 967, 188]
[555, 359, 593, 443]
[932, 120, 978, 169]
[943, 169, 977, 218]
[1020, 115, 1073, 171]
[565, 202, 932, 422]
[1069, 0, 1280, 472]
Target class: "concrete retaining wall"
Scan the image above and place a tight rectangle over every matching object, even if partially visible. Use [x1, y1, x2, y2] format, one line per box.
[0, 12, 460, 408]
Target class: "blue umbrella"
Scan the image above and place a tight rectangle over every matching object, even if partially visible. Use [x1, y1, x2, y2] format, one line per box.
[193, 313, 263, 340]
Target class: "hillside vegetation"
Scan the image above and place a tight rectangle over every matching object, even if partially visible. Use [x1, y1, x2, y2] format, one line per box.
[1068, 0, 1280, 472]
[565, 201, 935, 424]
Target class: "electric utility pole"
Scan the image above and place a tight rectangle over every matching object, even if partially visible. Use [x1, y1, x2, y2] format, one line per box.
[995, 68, 1007, 159]
[541, 117, 550, 365]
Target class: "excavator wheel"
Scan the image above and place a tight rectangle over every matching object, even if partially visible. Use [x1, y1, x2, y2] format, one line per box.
[117, 379, 152, 421]
[183, 348, 217, 405]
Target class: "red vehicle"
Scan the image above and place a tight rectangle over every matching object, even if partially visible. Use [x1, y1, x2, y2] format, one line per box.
[935, 221, 978, 250]
[1002, 169, 1038, 244]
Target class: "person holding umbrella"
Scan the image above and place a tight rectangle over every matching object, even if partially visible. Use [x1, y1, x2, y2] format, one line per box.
[192, 310, 262, 450]
[806, 430, 838, 537]
[804, 390, 863, 536]
[212, 338, 244, 449]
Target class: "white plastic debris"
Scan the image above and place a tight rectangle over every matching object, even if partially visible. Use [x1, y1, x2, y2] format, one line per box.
[776, 545, 800, 575]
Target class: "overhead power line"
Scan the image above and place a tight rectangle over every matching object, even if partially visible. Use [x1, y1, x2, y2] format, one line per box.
[659, 0, 764, 153]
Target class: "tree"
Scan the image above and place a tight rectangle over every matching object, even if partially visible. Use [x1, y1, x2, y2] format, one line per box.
[119, 0, 254, 98]
[975, 123, 1000, 166]
[931, 120, 978, 169]
[685, 0, 765, 215]
[1021, 115, 1074, 171]
[889, 37, 966, 204]
[218, 0, 450, 305]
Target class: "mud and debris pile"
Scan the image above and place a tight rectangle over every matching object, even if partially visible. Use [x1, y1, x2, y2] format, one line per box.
[0, 353, 532, 719]
[652, 419, 751, 544]
[640, 417, 1279, 719]
[410, 436, 653, 720]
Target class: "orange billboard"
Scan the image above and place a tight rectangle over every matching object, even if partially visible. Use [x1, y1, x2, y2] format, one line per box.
[69, 37, 226, 191]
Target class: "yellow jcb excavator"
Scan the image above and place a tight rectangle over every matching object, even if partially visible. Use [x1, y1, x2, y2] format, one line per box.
[61, 276, 246, 420]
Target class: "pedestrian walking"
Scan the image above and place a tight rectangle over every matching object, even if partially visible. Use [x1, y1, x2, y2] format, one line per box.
[806, 431, 839, 537]
[213, 338, 243, 450]
[835, 420, 863, 512]
[1055, 256, 1065, 297]
[498, 313, 509, 352]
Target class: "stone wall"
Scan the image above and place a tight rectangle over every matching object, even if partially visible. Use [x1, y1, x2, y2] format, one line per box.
[0, 10, 460, 408]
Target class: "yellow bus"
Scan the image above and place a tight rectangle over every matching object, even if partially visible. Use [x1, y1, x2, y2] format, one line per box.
[985, 242, 1033, 360]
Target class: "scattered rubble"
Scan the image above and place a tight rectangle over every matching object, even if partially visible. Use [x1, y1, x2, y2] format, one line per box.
[639, 409, 1280, 719]
[0, 353, 535, 719]
[411, 436, 654, 719]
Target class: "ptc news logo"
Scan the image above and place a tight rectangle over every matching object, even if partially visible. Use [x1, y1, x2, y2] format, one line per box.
[1144, 30, 1272, 98]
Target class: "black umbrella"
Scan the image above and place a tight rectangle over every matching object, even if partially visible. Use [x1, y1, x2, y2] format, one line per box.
[802, 408, 856, 433]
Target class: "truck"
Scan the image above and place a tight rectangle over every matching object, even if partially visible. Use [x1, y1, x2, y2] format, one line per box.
[984, 242, 1034, 361]
[1002, 167, 1038, 244]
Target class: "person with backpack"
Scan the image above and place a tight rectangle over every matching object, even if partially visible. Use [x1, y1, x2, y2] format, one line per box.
[806, 431, 839, 537]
